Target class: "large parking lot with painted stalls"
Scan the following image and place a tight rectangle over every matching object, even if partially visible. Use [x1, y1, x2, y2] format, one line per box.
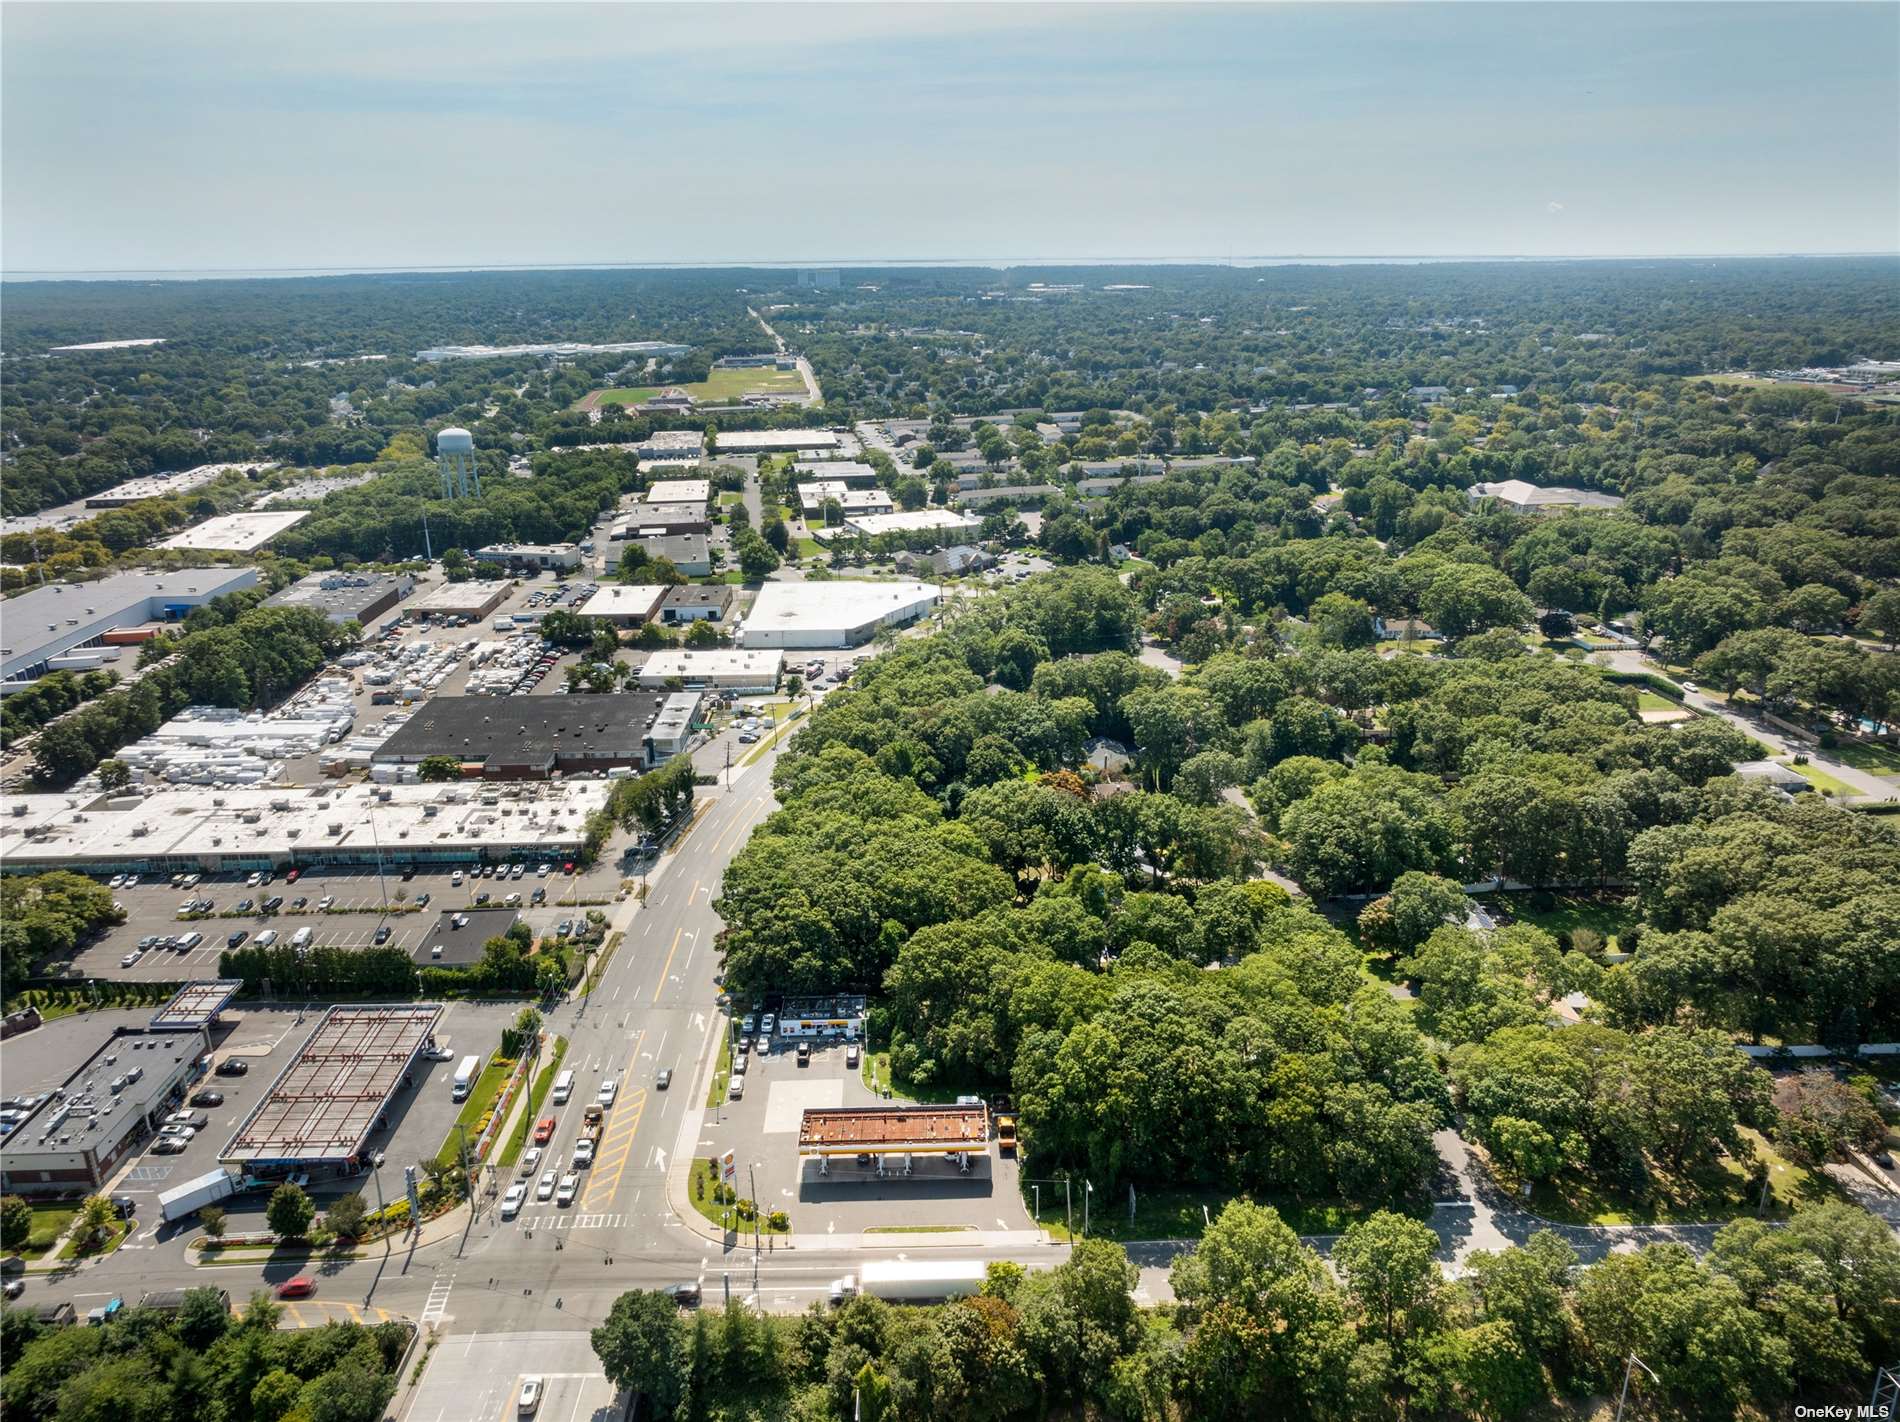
[700, 996, 1037, 1239]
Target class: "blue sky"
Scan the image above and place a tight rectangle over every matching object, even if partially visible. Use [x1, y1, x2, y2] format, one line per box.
[3, 2, 1895, 272]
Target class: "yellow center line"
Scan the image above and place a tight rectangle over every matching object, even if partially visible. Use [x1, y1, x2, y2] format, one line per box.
[581, 1089, 649, 1209]
[651, 898, 696, 1003]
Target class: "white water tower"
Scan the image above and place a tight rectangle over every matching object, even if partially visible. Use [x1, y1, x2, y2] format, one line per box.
[436, 426, 480, 499]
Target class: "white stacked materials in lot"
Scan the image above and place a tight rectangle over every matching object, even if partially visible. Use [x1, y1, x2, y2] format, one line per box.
[114, 683, 359, 785]
[320, 712, 414, 775]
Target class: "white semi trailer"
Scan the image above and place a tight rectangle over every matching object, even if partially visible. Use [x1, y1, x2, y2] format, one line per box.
[830, 1259, 988, 1305]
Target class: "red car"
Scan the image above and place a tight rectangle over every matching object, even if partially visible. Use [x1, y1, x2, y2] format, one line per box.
[285, 868, 301, 883]
[533, 1117, 556, 1144]
[275, 1275, 315, 1299]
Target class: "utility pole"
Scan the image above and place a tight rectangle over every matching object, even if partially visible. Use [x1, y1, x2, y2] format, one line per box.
[1083, 1178, 1092, 1239]
[748, 1164, 761, 1295]
[1064, 1177, 1073, 1249]
[1614, 1353, 1659, 1422]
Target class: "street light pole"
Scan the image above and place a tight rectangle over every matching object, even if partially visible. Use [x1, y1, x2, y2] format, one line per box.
[1083, 1179, 1092, 1239]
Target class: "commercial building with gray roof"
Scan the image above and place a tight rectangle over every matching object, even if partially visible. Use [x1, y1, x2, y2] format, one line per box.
[2, 567, 260, 687]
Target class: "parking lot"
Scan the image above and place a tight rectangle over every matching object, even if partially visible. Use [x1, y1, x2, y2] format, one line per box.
[702, 1032, 1034, 1238]
[113, 998, 525, 1237]
[71, 860, 628, 982]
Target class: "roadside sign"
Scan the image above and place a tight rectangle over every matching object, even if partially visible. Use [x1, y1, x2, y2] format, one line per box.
[720, 1150, 737, 1188]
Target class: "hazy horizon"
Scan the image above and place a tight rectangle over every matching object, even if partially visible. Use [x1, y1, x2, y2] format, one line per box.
[5, 2, 1896, 275]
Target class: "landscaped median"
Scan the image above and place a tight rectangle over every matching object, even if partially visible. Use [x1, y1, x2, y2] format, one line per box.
[498, 1036, 570, 1168]
[435, 1058, 515, 1170]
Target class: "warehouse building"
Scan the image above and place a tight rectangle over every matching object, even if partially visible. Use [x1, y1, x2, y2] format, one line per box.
[221, 1005, 442, 1175]
[264, 572, 415, 629]
[953, 483, 1060, 508]
[634, 431, 704, 462]
[799, 483, 893, 516]
[658, 584, 735, 623]
[630, 533, 711, 576]
[739, 580, 939, 649]
[715, 428, 842, 454]
[2, 567, 260, 687]
[409, 580, 509, 622]
[577, 585, 670, 627]
[791, 460, 880, 485]
[1, 1024, 210, 1196]
[644, 478, 711, 507]
[372, 693, 701, 776]
[637, 648, 782, 693]
[609, 503, 712, 538]
[841, 509, 982, 539]
[156, 510, 310, 553]
[83, 462, 273, 509]
[0, 782, 611, 876]
[1467, 480, 1625, 514]
[471, 543, 584, 572]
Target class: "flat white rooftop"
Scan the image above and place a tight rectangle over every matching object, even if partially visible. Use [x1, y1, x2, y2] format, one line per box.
[157, 510, 310, 552]
[738, 580, 938, 648]
[637, 649, 783, 682]
[579, 585, 669, 620]
[644, 479, 710, 504]
[842, 509, 982, 538]
[715, 429, 841, 452]
[0, 782, 612, 872]
[49, 337, 166, 352]
[85, 462, 274, 507]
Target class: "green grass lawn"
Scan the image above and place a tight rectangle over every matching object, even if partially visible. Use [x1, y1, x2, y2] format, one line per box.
[56, 1215, 132, 1261]
[860, 1050, 973, 1106]
[1029, 1185, 1377, 1242]
[1834, 740, 1900, 777]
[1505, 1127, 1829, 1226]
[1480, 892, 1632, 953]
[497, 1037, 569, 1168]
[717, 491, 743, 506]
[591, 366, 806, 408]
[435, 1060, 514, 1169]
[24, 1203, 78, 1252]
[706, 1030, 733, 1108]
[687, 1157, 791, 1234]
[1635, 691, 1685, 713]
[1784, 759, 1858, 797]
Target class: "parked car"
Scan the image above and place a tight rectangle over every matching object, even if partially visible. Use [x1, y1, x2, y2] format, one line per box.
[373, 926, 391, 945]
[215, 1059, 249, 1077]
[189, 1090, 224, 1107]
[796, 1043, 811, 1067]
[226, 931, 247, 949]
[121, 951, 144, 968]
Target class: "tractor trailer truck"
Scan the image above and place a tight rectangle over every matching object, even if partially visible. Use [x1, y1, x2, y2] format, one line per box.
[158, 1168, 239, 1224]
[830, 1259, 988, 1305]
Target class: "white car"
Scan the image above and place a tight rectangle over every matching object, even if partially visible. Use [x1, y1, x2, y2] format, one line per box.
[247, 872, 263, 888]
[501, 1184, 527, 1218]
[451, 870, 464, 886]
[518, 1147, 542, 1177]
[761, 1013, 777, 1035]
[535, 1170, 557, 1202]
[537, 863, 552, 877]
[109, 874, 127, 889]
[598, 1079, 618, 1106]
[727, 1075, 745, 1100]
[572, 1138, 595, 1168]
[121, 951, 144, 968]
[556, 1173, 579, 1207]
[518, 1376, 542, 1415]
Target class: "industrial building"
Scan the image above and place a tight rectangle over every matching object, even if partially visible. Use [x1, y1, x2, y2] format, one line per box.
[791, 461, 880, 485]
[798, 483, 893, 516]
[156, 510, 310, 553]
[371, 693, 701, 776]
[1467, 480, 1625, 513]
[2, 567, 261, 687]
[577, 584, 669, 627]
[264, 572, 415, 628]
[609, 504, 712, 538]
[658, 584, 735, 623]
[953, 483, 1060, 508]
[644, 478, 711, 506]
[840, 509, 982, 539]
[0, 781, 613, 876]
[471, 543, 584, 572]
[647, 691, 699, 757]
[629, 533, 711, 576]
[634, 430, 704, 462]
[714, 428, 841, 454]
[0, 1024, 210, 1196]
[409, 580, 509, 621]
[739, 580, 939, 649]
[221, 1005, 443, 1174]
[637, 648, 782, 693]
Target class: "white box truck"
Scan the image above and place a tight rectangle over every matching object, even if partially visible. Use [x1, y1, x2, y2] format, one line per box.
[830, 1259, 988, 1305]
[159, 1168, 239, 1224]
[452, 1054, 482, 1101]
